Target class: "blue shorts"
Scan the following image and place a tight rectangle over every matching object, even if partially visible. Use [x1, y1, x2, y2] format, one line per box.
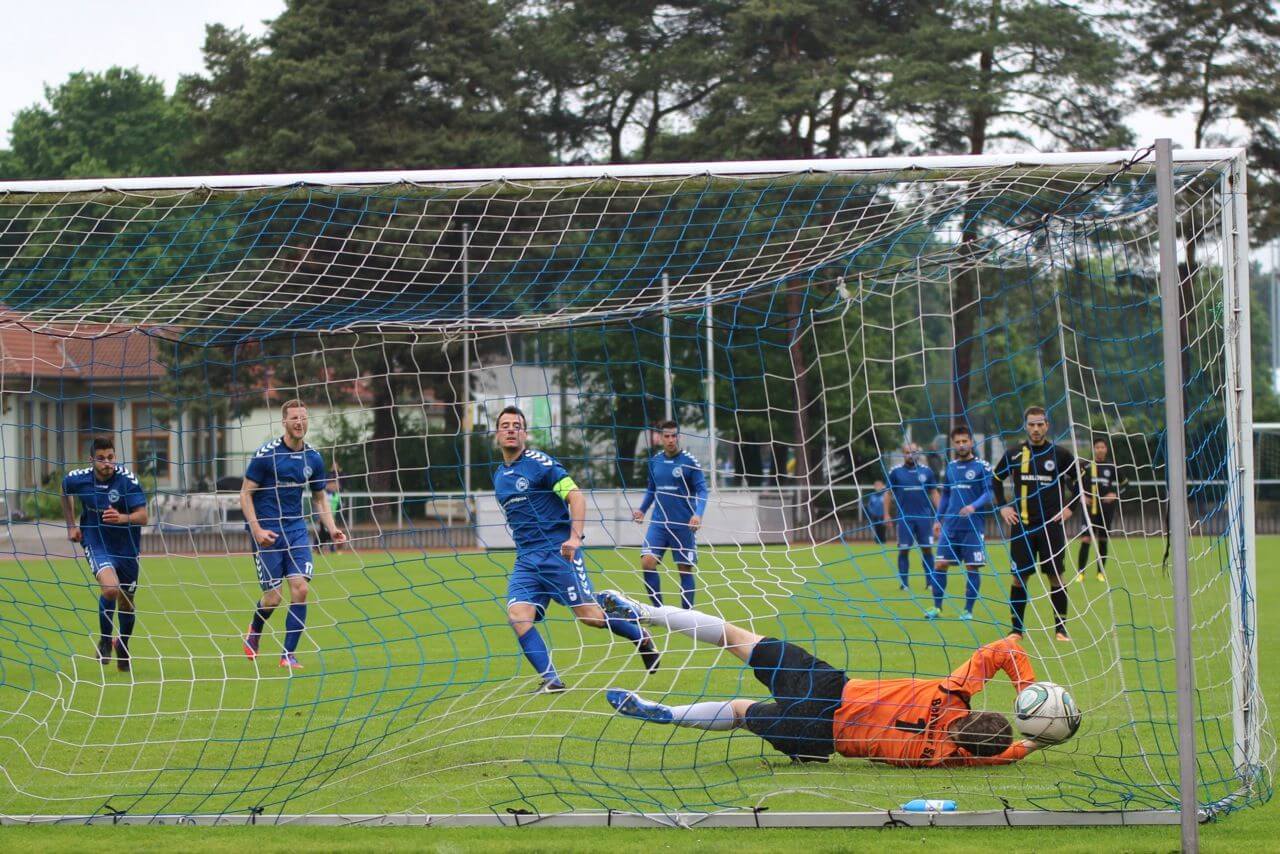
[253, 528, 314, 592]
[896, 517, 935, 549]
[507, 549, 595, 620]
[937, 522, 986, 566]
[642, 522, 698, 565]
[83, 542, 140, 598]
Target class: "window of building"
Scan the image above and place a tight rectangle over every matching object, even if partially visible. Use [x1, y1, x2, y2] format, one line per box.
[132, 403, 172, 479]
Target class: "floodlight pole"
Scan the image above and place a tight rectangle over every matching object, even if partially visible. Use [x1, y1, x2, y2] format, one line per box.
[462, 224, 472, 501]
[662, 273, 673, 421]
[1156, 138, 1199, 854]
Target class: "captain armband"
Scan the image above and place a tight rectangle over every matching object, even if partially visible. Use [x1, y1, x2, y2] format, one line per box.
[553, 476, 579, 502]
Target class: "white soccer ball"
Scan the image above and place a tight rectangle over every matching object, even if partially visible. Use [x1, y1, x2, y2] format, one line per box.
[1013, 681, 1082, 745]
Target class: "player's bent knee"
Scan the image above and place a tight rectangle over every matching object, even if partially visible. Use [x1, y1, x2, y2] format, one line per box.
[261, 588, 283, 609]
[507, 605, 537, 632]
[727, 698, 753, 724]
[573, 604, 607, 628]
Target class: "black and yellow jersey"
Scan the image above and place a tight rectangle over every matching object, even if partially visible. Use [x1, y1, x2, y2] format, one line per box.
[1080, 459, 1120, 518]
[993, 441, 1078, 526]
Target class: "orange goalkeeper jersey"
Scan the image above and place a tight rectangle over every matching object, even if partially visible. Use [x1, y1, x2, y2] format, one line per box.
[832, 638, 1036, 767]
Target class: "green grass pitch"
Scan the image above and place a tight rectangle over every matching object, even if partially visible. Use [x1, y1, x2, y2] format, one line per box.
[0, 532, 1274, 851]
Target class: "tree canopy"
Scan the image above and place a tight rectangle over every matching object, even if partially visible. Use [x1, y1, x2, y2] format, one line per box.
[0, 68, 190, 180]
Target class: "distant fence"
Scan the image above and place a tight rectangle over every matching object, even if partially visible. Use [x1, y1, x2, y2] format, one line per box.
[4, 483, 1268, 558]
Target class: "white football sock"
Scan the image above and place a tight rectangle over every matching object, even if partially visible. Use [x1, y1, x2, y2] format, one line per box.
[669, 700, 739, 731]
[648, 605, 726, 646]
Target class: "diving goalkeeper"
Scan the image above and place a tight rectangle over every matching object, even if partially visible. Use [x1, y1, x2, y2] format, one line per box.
[597, 590, 1056, 766]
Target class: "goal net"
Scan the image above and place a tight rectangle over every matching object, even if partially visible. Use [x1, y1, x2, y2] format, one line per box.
[0, 149, 1270, 826]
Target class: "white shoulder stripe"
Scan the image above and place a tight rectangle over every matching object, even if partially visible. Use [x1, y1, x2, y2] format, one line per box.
[523, 449, 555, 467]
[254, 438, 282, 457]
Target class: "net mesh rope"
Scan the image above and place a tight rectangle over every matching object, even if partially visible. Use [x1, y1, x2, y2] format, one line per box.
[0, 153, 1271, 820]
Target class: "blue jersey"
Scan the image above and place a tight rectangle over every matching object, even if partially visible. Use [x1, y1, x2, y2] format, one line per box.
[639, 450, 709, 523]
[494, 448, 577, 552]
[864, 490, 885, 519]
[62, 465, 147, 558]
[244, 438, 327, 533]
[939, 457, 994, 530]
[887, 463, 937, 521]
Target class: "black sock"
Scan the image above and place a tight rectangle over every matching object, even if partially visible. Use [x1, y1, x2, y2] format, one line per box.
[1049, 585, 1069, 634]
[1077, 541, 1091, 574]
[98, 595, 115, 639]
[1010, 583, 1028, 635]
[1098, 539, 1109, 572]
[117, 609, 136, 650]
[250, 605, 275, 634]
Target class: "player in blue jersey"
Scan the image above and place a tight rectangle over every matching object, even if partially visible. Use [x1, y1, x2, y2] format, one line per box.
[930, 426, 994, 620]
[863, 479, 887, 545]
[884, 443, 939, 592]
[240, 399, 346, 671]
[494, 405, 659, 693]
[61, 436, 149, 672]
[632, 420, 709, 609]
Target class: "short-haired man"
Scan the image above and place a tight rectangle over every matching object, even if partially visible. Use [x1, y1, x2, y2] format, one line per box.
[931, 426, 994, 620]
[495, 405, 659, 692]
[61, 436, 148, 672]
[1077, 438, 1120, 584]
[241, 399, 346, 670]
[993, 407, 1078, 642]
[633, 420, 708, 609]
[597, 589, 1056, 767]
[884, 443, 939, 592]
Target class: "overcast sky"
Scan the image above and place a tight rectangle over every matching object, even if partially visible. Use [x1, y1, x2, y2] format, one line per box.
[1, 0, 283, 148]
[0, 0, 1231, 156]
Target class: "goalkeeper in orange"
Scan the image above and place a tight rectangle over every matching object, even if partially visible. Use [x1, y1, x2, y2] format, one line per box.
[597, 590, 1055, 766]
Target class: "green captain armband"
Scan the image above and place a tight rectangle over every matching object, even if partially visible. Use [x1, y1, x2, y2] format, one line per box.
[553, 476, 579, 501]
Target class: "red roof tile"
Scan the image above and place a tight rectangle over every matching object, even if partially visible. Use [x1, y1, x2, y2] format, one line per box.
[0, 317, 165, 381]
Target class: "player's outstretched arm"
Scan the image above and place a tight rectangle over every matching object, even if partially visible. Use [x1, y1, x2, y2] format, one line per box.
[955, 738, 1041, 767]
[941, 637, 1036, 699]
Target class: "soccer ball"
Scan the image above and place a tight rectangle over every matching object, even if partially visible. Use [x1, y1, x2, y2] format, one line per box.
[1013, 681, 1081, 745]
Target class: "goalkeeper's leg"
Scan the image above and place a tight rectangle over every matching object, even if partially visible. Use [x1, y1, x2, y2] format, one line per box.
[598, 590, 762, 663]
[605, 689, 750, 730]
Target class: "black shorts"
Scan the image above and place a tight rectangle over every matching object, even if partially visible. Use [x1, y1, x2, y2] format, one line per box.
[742, 637, 848, 762]
[1009, 521, 1068, 580]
